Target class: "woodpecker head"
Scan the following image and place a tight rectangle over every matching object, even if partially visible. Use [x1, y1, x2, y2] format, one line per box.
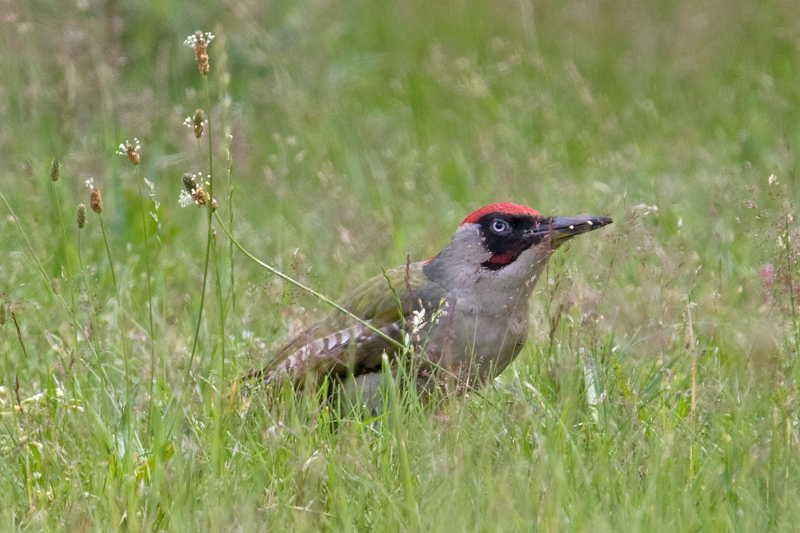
[424, 202, 613, 291]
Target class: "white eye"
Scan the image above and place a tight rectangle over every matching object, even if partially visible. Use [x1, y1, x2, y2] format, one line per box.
[491, 219, 510, 234]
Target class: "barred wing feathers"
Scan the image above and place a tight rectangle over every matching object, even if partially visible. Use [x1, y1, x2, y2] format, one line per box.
[246, 262, 446, 387]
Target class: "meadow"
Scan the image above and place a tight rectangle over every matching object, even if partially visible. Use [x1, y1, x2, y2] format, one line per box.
[1, 0, 800, 530]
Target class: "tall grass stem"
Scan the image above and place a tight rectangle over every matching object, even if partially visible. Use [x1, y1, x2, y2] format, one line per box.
[185, 74, 215, 386]
[213, 212, 403, 358]
[135, 167, 157, 431]
[0, 188, 70, 310]
[97, 215, 118, 294]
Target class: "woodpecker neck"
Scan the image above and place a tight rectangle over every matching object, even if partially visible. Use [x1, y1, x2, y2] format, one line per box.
[423, 223, 552, 315]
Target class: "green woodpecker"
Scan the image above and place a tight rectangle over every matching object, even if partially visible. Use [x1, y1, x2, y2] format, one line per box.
[247, 203, 612, 402]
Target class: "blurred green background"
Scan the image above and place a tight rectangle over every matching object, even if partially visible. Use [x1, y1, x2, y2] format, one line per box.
[5, 0, 798, 361]
[5, 0, 799, 332]
[2, 0, 800, 530]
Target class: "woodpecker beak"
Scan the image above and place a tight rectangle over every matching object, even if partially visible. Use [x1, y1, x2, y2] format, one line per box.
[530, 215, 613, 244]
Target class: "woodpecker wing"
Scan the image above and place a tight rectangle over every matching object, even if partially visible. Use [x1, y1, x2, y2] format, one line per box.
[246, 261, 447, 387]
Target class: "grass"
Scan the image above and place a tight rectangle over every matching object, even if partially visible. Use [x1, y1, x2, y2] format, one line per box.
[1, 0, 800, 530]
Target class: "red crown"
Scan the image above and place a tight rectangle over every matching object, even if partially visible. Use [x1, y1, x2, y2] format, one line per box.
[461, 203, 539, 225]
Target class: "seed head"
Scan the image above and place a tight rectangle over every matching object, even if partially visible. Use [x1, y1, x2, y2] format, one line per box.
[181, 172, 209, 207]
[0, 303, 6, 326]
[180, 172, 217, 209]
[50, 158, 60, 181]
[117, 138, 141, 166]
[182, 172, 198, 193]
[76, 204, 86, 229]
[193, 184, 207, 207]
[178, 172, 217, 211]
[90, 188, 103, 214]
[184, 30, 214, 75]
[184, 109, 207, 139]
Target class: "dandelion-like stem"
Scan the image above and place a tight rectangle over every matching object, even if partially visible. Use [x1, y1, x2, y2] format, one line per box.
[76, 228, 85, 282]
[205, 74, 228, 478]
[54, 182, 84, 353]
[212, 211, 404, 359]
[205, 76, 214, 210]
[184, 229, 211, 384]
[211, 230, 226, 477]
[101, 213, 136, 529]
[95, 194, 136, 526]
[97, 214, 118, 294]
[135, 166, 157, 431]
[195, 139, 205, 175]
[52, 181, 71, 278]
[227, 134, 236, 314]
[76, 225, 100, 357]
[0, 188, 70, 310]
[184, 74, 216, 385]
[95, 208, 131, 404]
[52, 179, 81, 401]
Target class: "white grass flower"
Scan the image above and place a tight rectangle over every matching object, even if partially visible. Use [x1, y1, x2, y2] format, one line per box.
[24, 392, 45, 404]
[411, 308, 426, 333]
[185, 31, 214, 74]
[179, 189, 194, 208]
[116, 138, 141, 156]
[185, 110, 207, 138]
[117, 138, 141, 165]
[184, 31, 214, 48]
